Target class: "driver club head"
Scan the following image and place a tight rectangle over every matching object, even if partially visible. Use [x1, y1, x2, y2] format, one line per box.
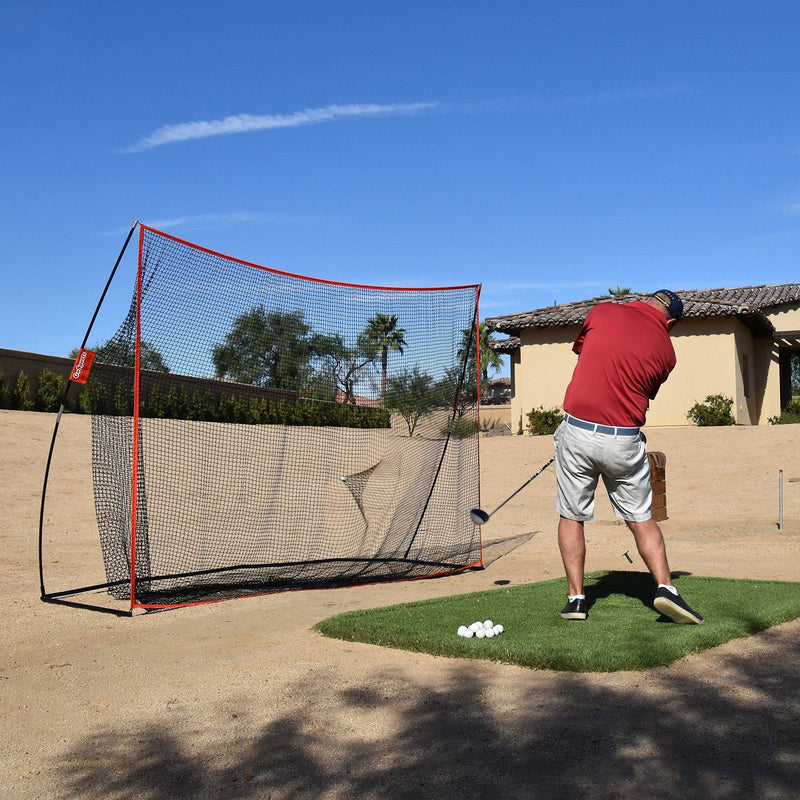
[469, 508, 490, 525]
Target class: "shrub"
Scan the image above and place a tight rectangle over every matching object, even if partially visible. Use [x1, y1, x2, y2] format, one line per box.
[11, 370, 35, 411]
[113, 382, 135, 416]
[35, 369, 67, 412]
[526, 406, 564, 435]
[77, 377, 108, 414]
[768, 399, 800, 425]
[686, 394, 736, 426]
[0, 366, 6, 407]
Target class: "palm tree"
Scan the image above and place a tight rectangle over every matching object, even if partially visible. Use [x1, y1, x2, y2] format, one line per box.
[477, 321, 503, 387]
[365, 313, 407, 403]
[458, 321, 503, 393]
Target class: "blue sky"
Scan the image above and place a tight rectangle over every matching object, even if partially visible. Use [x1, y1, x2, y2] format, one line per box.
[2, 2, 799, 376]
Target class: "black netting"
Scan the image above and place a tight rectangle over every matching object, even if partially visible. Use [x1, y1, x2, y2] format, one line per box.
[85, 226, 481, 607]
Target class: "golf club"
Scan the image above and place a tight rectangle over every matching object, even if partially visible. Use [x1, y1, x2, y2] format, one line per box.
[470, 456, 555, 525]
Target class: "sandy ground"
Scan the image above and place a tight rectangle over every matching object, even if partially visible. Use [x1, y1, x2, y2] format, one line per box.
[1, 409, 799, 800]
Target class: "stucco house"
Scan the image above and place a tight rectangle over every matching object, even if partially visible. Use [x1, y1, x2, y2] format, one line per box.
[486, 284, 800, 429]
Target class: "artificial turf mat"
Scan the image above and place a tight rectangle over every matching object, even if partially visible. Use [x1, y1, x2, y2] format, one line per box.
[313, 571, 800, 672]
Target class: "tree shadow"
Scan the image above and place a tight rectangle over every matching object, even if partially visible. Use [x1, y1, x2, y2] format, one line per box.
[59, 622, 800, 799]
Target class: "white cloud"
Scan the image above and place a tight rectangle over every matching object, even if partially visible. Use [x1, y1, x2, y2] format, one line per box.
[550, 85, 692, 110]
[125, 102, 438, 152]
[98, 211, 324, 237]
[143, 211, 324, 230]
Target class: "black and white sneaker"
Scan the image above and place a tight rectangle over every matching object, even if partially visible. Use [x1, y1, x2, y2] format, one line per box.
[653, 587, 704, 624]
[560, 597, 587, 620]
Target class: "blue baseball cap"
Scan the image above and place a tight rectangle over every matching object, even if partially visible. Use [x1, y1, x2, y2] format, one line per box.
[650, 289, 683, 321]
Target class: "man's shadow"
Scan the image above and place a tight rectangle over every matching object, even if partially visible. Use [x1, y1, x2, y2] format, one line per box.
[585, 570, 693, 621]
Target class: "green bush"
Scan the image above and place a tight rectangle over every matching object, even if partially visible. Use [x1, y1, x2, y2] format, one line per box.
[113, 381, 135, 416]
[526, 406, 564, 435]
[77, 377, 108, 414]
[35, 369, 67, 412]
[686, 394, 736, 426]
[12, 370, 35, 411]
[64, 375, 391, 428]
[768, 399, 800, 425]
[0, 367, 6, 408]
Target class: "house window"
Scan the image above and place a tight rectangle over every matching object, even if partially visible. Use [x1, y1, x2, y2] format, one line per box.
[742, 353, 750, 399]
[779, 349, 800, 409]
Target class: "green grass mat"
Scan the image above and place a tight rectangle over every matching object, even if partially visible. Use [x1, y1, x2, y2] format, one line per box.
[313, 571, 800, 672]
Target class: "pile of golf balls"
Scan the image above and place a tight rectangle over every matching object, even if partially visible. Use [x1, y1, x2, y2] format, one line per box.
[457, 619, 504, 639]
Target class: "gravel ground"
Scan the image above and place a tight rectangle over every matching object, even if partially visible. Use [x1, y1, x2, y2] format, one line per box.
[1, 410, 798, 800]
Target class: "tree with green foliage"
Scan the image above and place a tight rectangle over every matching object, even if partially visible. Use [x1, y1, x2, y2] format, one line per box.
[449, 321, 504, 416]
[365, 313, 407, 404]
[384, 367, 438, 435]
[312, 332, 376, 405]
[70, 341, 169, 372]
[608, 286, 632, 296]
[212, 306, 324, 391]
[461, 321, 504, 391]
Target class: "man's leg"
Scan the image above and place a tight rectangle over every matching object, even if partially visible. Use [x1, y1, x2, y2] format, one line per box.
[558, 516, 586, 596]
[626, 518, 672, 585]
[627, 518, 704, 623]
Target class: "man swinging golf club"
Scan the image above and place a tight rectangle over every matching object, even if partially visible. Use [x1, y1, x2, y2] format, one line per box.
[555, 289, 703, 624]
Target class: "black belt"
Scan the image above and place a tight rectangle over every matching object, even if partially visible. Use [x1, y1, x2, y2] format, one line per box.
[565, 414, 639, 436]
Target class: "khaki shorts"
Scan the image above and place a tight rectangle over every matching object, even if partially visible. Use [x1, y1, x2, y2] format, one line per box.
[554, 419, 652, 522]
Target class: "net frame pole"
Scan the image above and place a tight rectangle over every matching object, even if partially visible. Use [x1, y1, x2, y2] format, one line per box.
[38, 220, 139, 607]
[129, 226, 145, 609]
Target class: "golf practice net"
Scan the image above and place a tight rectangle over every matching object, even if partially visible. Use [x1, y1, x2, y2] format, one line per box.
[39, 224, 482, 611]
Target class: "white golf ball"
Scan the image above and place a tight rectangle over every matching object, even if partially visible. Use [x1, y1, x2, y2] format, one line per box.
[469, 622, 482, 632]
[475, 627, 485, 638]
[493, 624, 504, 635]
[483, 620, 494, 629]
[457, 625, 469, 637]
[463, 628, 474, 638]
[484, 627, 495, 638]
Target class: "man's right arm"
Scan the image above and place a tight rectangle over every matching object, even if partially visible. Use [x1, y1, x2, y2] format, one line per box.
[572, 308, 594, 356]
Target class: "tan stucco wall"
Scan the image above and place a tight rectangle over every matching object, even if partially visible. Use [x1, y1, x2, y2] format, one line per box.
[510, 325, 580, 434]
[767, 302, 800, 335]
[479, 405, 512, 432]
[506, 307, 800, 430]
[657, 317, 747, 425]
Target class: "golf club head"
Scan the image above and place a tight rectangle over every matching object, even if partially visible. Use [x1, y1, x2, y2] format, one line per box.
[469, 508, 490, 525]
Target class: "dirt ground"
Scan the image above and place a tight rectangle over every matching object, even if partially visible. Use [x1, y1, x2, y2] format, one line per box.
[1, 409, 798, 800]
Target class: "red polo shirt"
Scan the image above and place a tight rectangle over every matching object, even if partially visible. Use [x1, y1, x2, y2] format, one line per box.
[562, 301, 676, 427]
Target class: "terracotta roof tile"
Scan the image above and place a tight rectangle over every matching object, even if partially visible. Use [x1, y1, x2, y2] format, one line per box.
[486, 284, 800, 340]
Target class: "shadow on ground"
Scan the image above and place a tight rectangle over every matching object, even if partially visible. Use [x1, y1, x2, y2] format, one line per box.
[59, 623, 799, 800]
[479, 531, 538, 567]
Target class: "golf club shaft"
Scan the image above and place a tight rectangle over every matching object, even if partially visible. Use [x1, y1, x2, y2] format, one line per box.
[486, 456, 554, 518]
